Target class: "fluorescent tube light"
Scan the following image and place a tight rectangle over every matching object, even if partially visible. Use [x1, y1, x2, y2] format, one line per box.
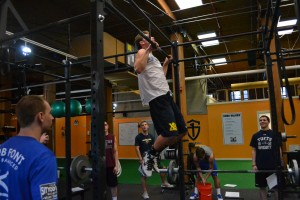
[278, 29, 294, 35]
[277, 19, 297, 27]
[175, 0, 203, 10]
[277, 19, 297, 36]
[202, 40, 220, 47]
[212, 58, 227, 66]
[197, 32, 219, 47]
[197, 32, 216, 39]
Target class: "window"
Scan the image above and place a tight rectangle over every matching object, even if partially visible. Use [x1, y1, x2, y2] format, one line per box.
[243, 90, 248, 100]
[230, 90, 248, 101]
[230, 91, 241, 101]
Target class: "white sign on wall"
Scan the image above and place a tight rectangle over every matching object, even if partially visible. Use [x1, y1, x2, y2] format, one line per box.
[118, 122, 138, 146]
[222, 112, 244, 145]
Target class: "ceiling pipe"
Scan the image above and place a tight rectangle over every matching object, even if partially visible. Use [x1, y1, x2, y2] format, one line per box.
[56, 89, 91, 95]
[231, 77, 300, 90]
[184, 65, 300, 81]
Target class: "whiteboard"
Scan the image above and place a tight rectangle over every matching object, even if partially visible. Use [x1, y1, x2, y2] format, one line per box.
[119, 122, 138, 146]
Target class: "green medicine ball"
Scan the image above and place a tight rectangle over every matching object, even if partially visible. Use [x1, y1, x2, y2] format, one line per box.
[70, 99, 82, 116]
[51, 101, 65, 118]
[85, 98, 92, 114]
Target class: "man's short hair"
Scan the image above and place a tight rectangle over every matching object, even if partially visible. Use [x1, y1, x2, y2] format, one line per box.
[139, 120, 148, 127]
[259, 115, 270, 122]
[16, 95, 46, 128]
[195, 147, 205, 159]
[134, 31, 149, 50]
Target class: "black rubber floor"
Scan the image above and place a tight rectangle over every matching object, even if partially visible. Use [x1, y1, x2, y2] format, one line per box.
[58, 181, 300, 199]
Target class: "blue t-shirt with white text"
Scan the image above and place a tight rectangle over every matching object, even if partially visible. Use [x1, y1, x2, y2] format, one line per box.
[0, 136, 58, 200]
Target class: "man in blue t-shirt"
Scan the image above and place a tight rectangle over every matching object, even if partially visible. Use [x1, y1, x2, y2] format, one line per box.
[0, 95, 58, 200]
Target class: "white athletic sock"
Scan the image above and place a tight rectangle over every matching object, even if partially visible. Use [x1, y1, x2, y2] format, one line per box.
[194, 187, 198, 194]
[216, 188, 221, 195]
[112, 197, 117, 200]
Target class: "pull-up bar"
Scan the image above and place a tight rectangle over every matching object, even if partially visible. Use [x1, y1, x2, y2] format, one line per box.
[127, 0, 173, 45]
[105, 1, 171, 58]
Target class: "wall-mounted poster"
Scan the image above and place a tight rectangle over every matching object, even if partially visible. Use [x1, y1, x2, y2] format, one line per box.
[222, 113, 243, 145]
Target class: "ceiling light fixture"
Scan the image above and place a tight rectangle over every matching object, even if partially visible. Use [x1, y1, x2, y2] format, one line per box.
[197, 32, 217, 39]
[197, 32, 220, 47]
[277, 19, 297, 36]
[22, 43, 31, 56]
[277, 19, 297, 27]
[211, 58, 227, 66]
[175, 0, 203, 10]
[278, 29, 294, 35]
[201, 40, 220, 47]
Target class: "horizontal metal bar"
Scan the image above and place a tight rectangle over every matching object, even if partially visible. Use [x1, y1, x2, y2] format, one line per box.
[56, 89, 91, 95]
[21, 64, 65, 80]
[105, 1, 170, 58]
[178, 31, 262, 47]
[0, 12, 90, 44]
[178, 47, 264, 63]
[107, 109, 149, 114]
[128, 0, 173, 45]
[158, 168, 288, 174]
[112, 99, 141, 104]
[84, 168, 93, 171]
[185, 169, 289, 173]
[6, 31, 78, 60]
[0, 66, 133, 93]
[184, 65, 300, 81]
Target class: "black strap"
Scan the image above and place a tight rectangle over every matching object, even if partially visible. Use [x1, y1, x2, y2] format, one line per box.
[274, 30, 295, 125]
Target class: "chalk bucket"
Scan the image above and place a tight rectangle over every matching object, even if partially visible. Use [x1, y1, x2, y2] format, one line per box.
[197, 183, 212, 200]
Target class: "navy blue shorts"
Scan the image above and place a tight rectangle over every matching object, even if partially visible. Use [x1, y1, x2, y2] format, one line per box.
[149, 92, 187, 137]
[106, 167, 118, 187]
[198, 160, 218, 177]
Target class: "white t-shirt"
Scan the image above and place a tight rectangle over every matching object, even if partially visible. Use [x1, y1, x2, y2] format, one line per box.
[137, 53, 169, 105]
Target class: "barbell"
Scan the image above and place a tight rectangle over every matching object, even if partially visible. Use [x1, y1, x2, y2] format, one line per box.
[281, 132, 297, 142]
[70, 155, 299, 187]
[159, 159, 300, 186]
[70, 155, 122, 183]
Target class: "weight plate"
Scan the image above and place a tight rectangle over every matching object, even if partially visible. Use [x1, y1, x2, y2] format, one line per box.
[117, 159, 122, 177]
[167, 160, 178, 184]
[70, 155, 91, 183]
[290, 159, 299, 186]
